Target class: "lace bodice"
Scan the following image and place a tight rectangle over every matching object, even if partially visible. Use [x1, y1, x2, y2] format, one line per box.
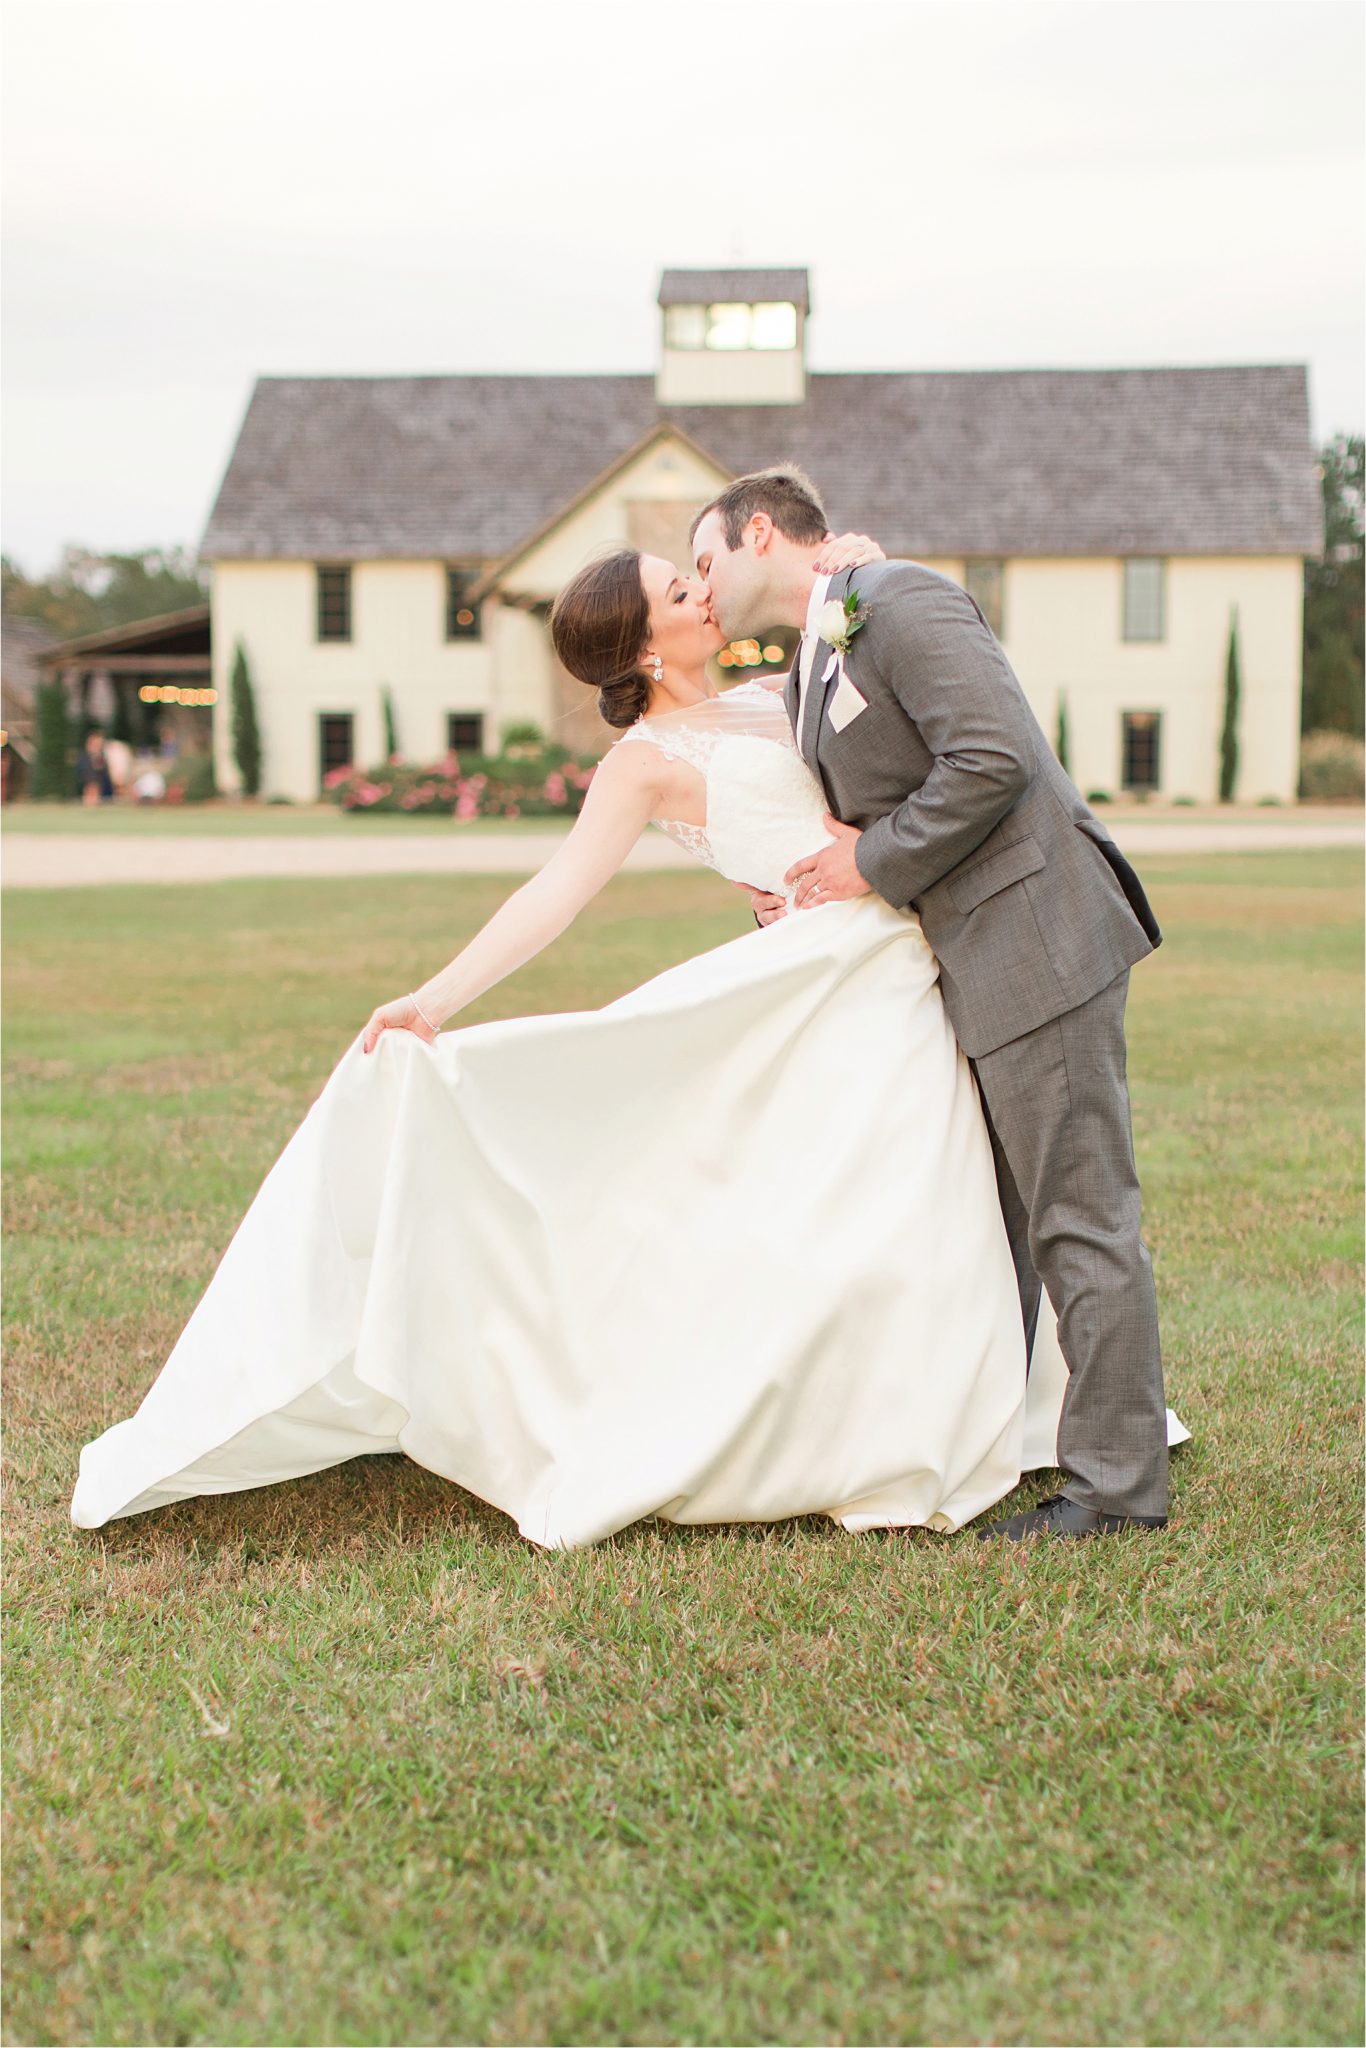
[614, 680, 835, 907]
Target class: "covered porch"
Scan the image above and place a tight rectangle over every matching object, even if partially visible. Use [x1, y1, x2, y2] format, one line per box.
[35, 604, 214, 757]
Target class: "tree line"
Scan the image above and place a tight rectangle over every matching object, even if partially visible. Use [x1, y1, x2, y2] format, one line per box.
[2, 547, 207, 641]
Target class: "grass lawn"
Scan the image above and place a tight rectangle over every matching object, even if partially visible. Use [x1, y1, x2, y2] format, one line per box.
[3, 850, 1362, 2047]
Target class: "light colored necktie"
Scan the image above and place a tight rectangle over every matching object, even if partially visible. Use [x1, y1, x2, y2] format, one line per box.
[796, 630, 817, 726]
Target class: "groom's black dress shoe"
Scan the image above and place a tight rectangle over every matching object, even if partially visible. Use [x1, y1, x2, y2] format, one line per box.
[977, 1492, 1168, 1541]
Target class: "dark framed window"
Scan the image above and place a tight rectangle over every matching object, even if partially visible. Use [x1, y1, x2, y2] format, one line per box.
[964, 559, 1005, 639]
[446, 713, 485, 753]
[1122, 558, 1165, 642]
[316, 565, 352, 642]
[319, 712, 354, 788]
[445, 569, 482, 641]
[1122, 711, 1161, 792]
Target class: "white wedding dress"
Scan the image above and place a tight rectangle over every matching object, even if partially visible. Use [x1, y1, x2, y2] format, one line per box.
[70, 679, 1185, 1546]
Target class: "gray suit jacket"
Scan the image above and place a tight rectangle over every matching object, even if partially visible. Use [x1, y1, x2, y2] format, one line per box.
[786, 562, 1160, 1058]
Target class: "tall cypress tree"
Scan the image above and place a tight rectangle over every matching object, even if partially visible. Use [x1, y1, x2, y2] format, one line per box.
[381, 683, 399, 759]
[230, 640, 262, 797]
[1219, 608, 1241, 804]
[31, 679, 73, 801]
[1054, 690, 1071, 776]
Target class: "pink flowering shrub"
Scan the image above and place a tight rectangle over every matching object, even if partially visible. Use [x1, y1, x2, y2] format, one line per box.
[322, 749, 598, 818]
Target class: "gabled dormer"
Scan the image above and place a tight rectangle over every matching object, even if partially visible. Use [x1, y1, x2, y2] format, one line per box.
[655, 268, 809, 407]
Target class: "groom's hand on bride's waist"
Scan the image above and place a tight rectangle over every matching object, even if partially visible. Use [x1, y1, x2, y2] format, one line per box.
[786, 816, 872, 909]
[734, 881, 787, 925]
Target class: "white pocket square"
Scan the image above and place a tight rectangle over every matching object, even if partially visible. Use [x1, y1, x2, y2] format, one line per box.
[827, 667, 868, 734]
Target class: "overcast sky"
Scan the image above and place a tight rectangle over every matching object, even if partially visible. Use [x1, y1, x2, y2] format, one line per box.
[2, 0, 1362, 575]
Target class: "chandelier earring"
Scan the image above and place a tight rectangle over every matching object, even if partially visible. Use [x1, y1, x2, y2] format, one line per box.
[648, 653, 664, 684]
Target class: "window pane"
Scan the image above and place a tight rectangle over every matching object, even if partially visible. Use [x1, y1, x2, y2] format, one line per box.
[705, 303, 751, 350]
[319, 713, 353, 783]
[1122, 711, 1162, 790]
[1122, 558, 1165, 642]
[964, 559, 1005, 638]
[664, 305, 707, 349]
[317, 565, 351, 642]
[750, 302, 797, 349]
[446, 713, 484, 753]
[445, 568, 482, 641]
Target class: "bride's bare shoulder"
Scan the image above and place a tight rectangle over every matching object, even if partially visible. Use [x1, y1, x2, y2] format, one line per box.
[599, 727, 668, 790]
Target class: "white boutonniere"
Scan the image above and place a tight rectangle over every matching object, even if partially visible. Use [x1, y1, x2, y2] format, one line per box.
[817, 588, 870, 659]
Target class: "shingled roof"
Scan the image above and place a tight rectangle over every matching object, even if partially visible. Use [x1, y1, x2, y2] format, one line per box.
[658, 268, 811, 310]
[200, 365, 1323, 564]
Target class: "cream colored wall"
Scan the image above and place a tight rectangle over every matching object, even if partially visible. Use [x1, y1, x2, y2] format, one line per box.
[491, 604, 555, 736]
[656, 345, 805, 407]
[931, 555, 1303, 803]
[500, 438, 731, 602]
[210, 539, 1305, 803]
[210, 561, 500, 799]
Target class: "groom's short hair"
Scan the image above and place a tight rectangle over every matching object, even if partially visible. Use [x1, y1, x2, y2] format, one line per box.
[691, 466, 827, 551]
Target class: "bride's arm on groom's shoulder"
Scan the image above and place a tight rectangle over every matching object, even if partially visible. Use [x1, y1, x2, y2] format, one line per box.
[851, 567, 1034, 909]
[360, 745, 663, 1050]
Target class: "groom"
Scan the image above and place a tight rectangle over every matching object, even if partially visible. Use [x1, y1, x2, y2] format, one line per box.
[691, 466, 1169, 1540]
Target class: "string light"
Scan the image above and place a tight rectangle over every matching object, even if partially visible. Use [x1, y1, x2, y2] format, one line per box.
[137, 686, 217, 705]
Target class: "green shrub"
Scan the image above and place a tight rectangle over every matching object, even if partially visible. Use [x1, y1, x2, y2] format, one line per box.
[1085, 789, 1113, 805]
[501, 721, 546, 756]
[166, 753, 219, 804]
[31, 679, 74, 801]
[1298, 730, 1365, 801]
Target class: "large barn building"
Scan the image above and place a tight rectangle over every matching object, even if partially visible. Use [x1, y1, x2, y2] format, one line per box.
[200, 267, 1322, 804]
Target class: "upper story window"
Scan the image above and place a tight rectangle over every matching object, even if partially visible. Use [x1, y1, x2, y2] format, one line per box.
[663, 301, 799, 352]
[964, 559, 1005, 639]
[445, 568, 483, 641]
[316, 565, 352, 642]
[1122, 558, 1166, 642]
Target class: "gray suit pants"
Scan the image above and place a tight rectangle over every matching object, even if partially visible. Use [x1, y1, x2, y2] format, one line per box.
[972, 969, 1169, 1521]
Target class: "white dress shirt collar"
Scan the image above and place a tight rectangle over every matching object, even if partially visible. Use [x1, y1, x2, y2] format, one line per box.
[804, 572, 833, 642]
[798, 571, 834, 708]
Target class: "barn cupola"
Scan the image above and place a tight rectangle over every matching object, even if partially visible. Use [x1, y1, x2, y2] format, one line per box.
[655, 268, 809, 407]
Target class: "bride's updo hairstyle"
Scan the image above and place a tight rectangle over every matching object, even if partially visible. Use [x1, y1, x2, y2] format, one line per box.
[550, 550, 653, 729]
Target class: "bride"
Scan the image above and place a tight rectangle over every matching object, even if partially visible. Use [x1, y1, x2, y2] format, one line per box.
[70, 534, 1182, 1547]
